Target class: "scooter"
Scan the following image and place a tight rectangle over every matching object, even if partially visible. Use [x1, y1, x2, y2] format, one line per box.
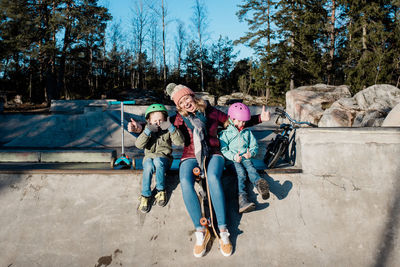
[108, 100, 136, 169]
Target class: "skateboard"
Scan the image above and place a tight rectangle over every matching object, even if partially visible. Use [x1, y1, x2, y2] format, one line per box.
[193, 157, 220, 240]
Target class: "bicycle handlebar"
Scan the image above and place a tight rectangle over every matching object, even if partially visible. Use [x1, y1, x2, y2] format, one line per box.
[274, 107, 317, 127]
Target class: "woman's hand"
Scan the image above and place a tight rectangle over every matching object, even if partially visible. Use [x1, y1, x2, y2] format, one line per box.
[128, 118, 143, 133]
[260, 106, 271, 122]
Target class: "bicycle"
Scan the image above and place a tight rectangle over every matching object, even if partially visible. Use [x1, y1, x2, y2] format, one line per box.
[263, 107, 317, 169]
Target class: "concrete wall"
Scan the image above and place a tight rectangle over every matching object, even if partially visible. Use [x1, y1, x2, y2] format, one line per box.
[298, 127, 400, 178]
[0, 128, 399, 266]
[296, 127, 400, 266]
[0, 104, 275, 149]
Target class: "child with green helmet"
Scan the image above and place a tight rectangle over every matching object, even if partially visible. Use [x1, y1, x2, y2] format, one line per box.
[135, 103, 184, 213]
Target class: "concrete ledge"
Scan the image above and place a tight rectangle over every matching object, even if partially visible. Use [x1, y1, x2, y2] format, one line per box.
[40, 150, 116, 163]
[297, 127, 400, 176]
[0, 149, 116, 163]
[0, 161, 302, 174]
[0, 151, 40, 162]
[50, 99, 116, 114]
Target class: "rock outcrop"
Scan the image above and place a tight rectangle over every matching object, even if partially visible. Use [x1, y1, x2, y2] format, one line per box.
[195, 92, 216, 106]
[285, 84, 351, 125]
[217, 92, 268, 106]
[319, 84, 400, 127]
[382, 102, 400, 127]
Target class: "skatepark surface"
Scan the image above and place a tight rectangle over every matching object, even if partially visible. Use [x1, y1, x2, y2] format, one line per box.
[0, 102, 399, 266]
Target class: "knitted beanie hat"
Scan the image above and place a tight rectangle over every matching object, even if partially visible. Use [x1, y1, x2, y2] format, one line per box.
[165, 83, 177, 97]
[165, 83, 194, 106]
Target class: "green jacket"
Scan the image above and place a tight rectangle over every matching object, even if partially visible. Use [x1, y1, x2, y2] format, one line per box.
[219, 120, 258, 161]
[135, 126, 184, 162]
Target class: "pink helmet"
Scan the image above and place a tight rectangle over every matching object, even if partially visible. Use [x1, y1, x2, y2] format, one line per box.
[228, 102, 251, 121]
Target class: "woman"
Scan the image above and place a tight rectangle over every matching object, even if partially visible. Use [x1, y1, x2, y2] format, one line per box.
[129, 83, 270, 258]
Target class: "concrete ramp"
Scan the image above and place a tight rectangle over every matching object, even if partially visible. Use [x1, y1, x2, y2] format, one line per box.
[0, 109, 138, 148]
[0, 128, 399, 266]
[0, 172, 399, 266]
[0, 105, 275, 149]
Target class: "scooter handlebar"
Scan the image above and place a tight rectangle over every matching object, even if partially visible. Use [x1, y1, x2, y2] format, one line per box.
[108, 100, 136, 105]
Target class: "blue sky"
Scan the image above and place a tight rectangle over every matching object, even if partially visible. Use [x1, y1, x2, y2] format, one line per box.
[98, 0, 255, 63]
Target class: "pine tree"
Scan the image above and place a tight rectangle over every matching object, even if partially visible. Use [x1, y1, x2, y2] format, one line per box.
[393, 1, 400, 87]
[191, 0, 208, 91]
[74, 0, 110, 96]
[230, 59, 251, 93]
[236, 0, 275, 99]
[184, 40, 202, 90]
[342, 0, 396, 93]
[210, 35, 237, 95]
[0, 0, 38, 97]
[273, 0, 328, 92]
[236, 0, 276, 57]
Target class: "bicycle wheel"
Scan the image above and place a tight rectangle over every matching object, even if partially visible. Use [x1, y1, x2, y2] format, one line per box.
[264, 138, 287, 169]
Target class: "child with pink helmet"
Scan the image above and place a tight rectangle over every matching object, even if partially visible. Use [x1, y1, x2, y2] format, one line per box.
[219, 102, 270, 213]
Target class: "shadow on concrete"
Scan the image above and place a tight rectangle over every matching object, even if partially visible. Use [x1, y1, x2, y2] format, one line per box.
[221, 166, 294, 252]
[221, 168, 276, 252]
[134, 171, 181, 226]
[373, 164, 400, 267]
[0, 115, 51, 147]
[106, 109, 144, 137]
[222, 172, 243, 252]
[262, 171, 293, 200]
[164, 172, 181, 206]
[0, 110, 143, 149]
[0, 173, 25, 195]
[134, 170, 181, 215]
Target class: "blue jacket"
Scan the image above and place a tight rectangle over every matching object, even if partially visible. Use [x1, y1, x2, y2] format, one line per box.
[219, 120, 258, 161]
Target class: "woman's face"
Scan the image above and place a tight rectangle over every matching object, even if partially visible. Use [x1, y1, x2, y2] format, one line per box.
[178, 95, 196, 113]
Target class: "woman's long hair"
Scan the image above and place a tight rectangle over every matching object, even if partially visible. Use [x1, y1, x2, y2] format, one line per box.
[177, 97, 230, 128]
[176, 97, 207, 117]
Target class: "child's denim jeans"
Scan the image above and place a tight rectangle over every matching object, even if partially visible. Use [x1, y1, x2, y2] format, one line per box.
[233, 159, 261, 195]
[141, 157, 170, 197]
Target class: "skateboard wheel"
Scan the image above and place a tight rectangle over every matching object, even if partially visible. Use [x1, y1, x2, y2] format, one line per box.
[200, 217, 208, 226]
[193, 167, 201, 176]
[131, 157, 136, 169]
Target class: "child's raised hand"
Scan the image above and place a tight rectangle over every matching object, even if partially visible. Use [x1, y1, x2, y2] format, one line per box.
[128, 118, 143, 133]
[160, 117, 172, 130]
[146, 123, 159, 132]
[260, 105, 271, 122]
[243, 148, 252, 159]
[234, 152, 242, 163]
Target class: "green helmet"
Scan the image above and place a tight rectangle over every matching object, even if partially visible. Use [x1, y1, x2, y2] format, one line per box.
[145, 103, 168, 119]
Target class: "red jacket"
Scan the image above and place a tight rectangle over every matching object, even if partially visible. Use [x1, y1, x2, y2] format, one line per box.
[172, 105, 261, 160]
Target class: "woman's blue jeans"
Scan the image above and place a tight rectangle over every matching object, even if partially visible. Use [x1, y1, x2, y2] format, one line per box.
[179, 155, 226, 230]
[141, 157, 170, 197]
[233, 159, 261, 195]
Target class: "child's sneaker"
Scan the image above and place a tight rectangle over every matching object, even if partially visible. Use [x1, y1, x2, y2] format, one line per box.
[238, 193, 256, 213]
[139, 196, 150, 213]
[155, 190, 167, 207]
[219, 230, 233, 257]
[255, 178, 270, 200]
[193, 228, 211, 258]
